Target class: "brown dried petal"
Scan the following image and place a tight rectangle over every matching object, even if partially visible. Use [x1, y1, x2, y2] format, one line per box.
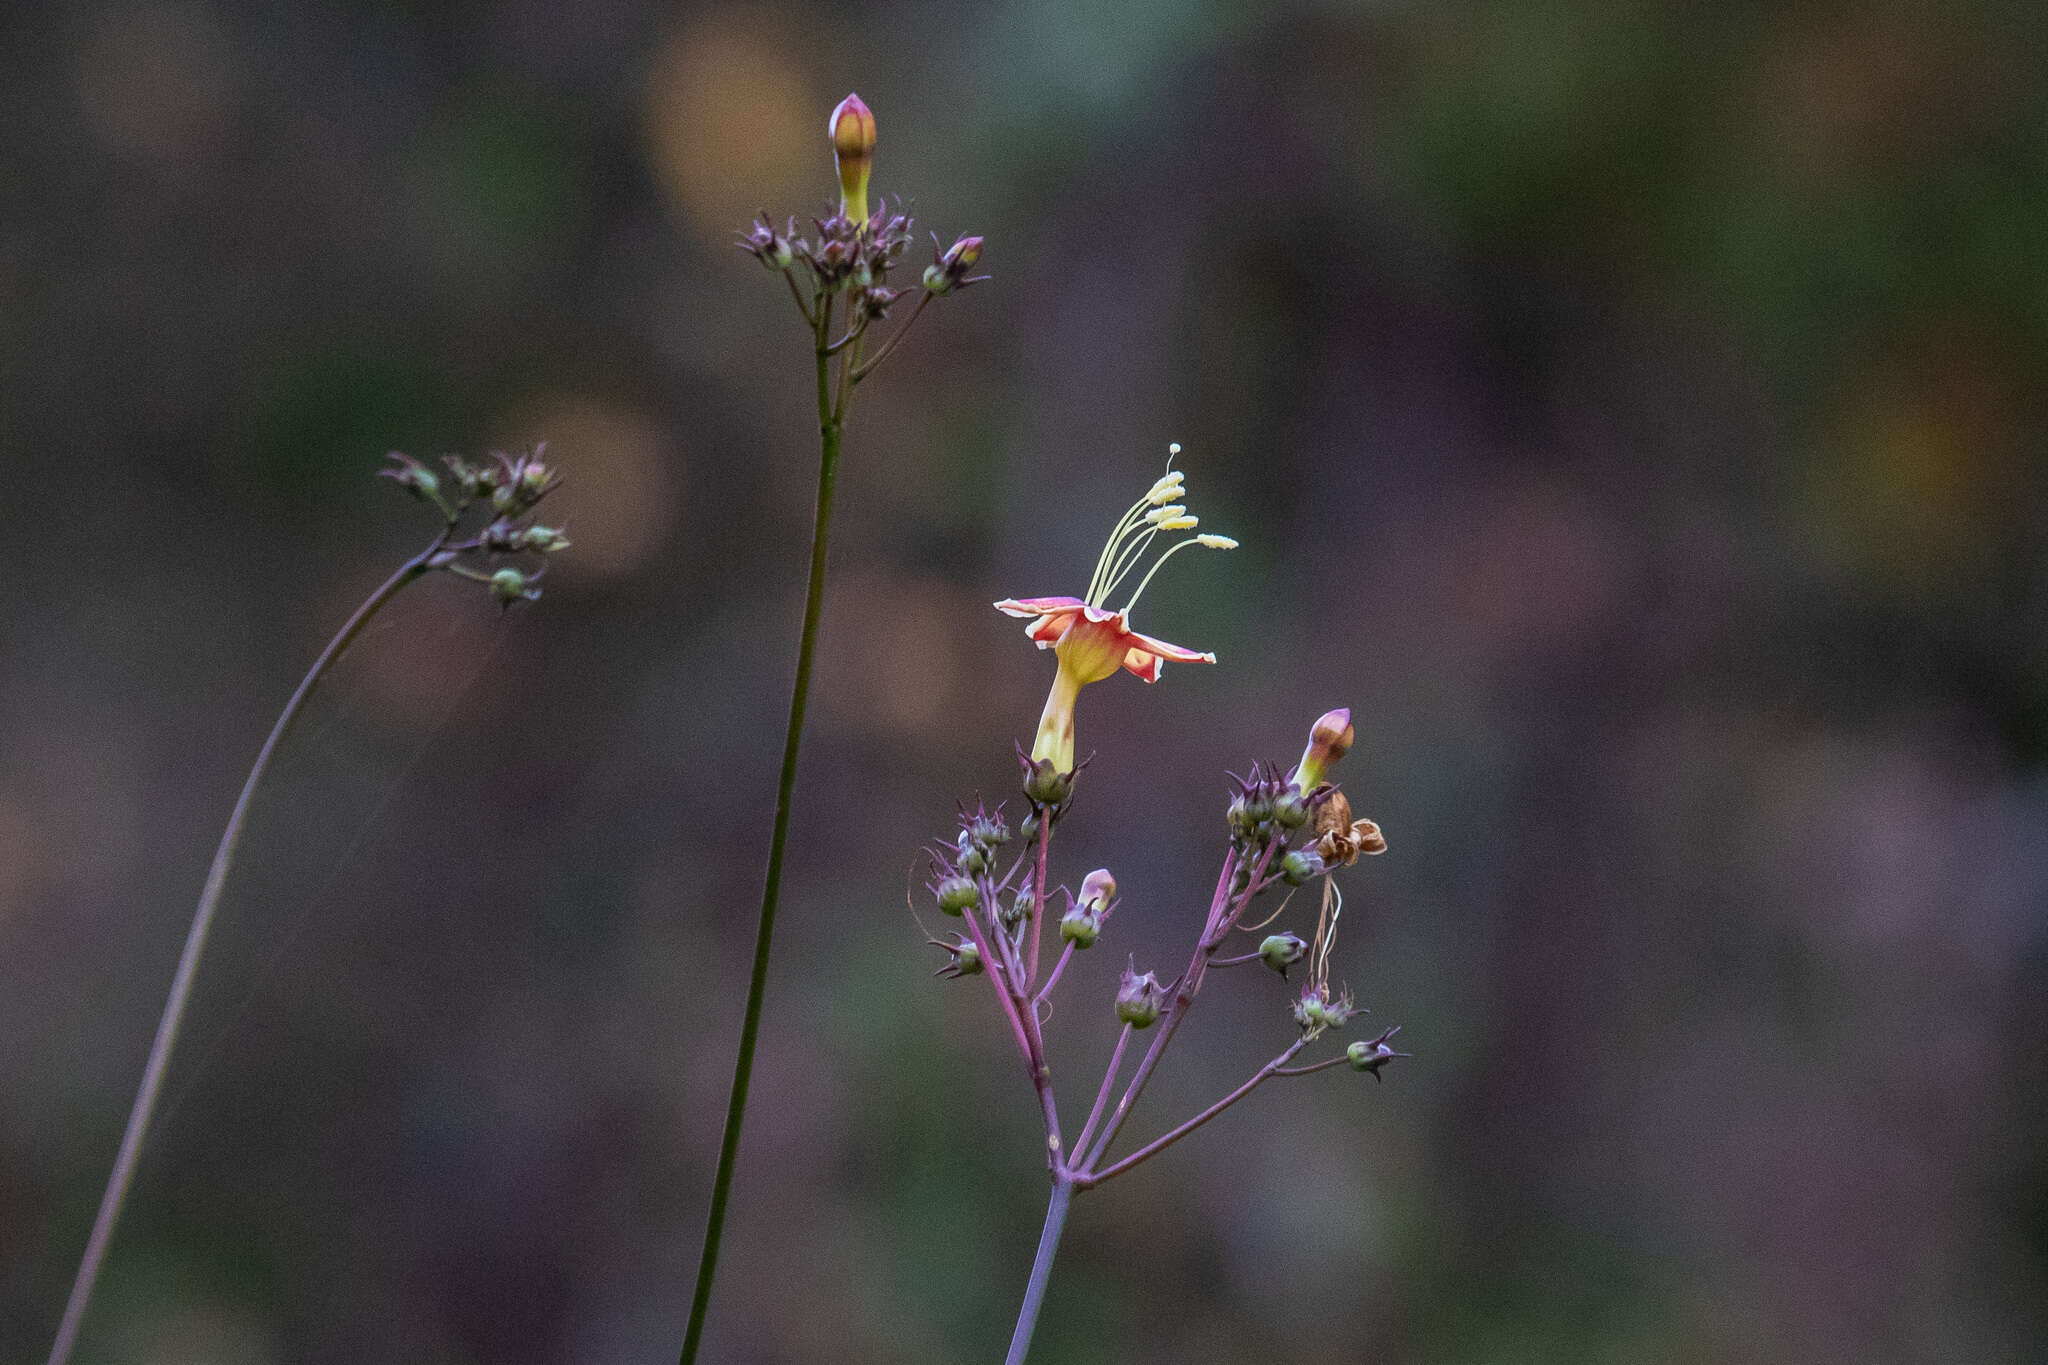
[1311, 789, 1354, 841]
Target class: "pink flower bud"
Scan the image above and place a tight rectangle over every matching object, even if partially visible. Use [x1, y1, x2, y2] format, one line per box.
[828, 92, 876, 225]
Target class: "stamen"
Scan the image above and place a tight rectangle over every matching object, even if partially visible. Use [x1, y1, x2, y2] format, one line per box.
[1087, 491, 1160, 605]
[1144, 504, 1186, 524]
[1098, 525, 1162, 603]
[1196, 534, 1238, 550]
[1154, 515, 1198, 531]
[1120, 533, 1221, 614]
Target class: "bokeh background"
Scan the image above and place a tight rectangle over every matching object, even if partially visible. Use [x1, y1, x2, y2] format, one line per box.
[3, 1, 2046, 1361]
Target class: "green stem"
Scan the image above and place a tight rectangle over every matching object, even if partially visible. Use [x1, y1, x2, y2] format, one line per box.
[677, 332, 844, 1365]
[45, 543, 439, 1365]
[1004, 1177, 1075, 1365]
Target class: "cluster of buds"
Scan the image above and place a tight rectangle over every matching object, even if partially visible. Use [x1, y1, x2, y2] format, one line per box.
[739, 93, 986, 379]
[1292, 982, 1360, 1039]
[379, 445, 571, 604]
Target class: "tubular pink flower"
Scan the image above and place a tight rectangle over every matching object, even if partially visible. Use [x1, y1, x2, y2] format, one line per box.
[994, 450, 1234, 773]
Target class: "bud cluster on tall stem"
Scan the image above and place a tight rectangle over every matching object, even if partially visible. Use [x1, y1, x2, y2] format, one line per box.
[45, 450, 570, 1365]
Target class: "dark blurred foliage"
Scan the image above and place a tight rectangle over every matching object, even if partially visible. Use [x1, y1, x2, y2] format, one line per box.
[3, 0, 2046, 1361]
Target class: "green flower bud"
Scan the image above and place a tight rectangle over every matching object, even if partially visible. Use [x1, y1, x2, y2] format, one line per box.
[1114, 958, 1165, 1028]
[1002, 884, 1034, 931]
[489, 568, 533, 604]
[1347, 1027, 1408, 1080]
[1280, 849, 1325, 886]
[935, 875, 978, 916]
[1259, 932, 1307, 976]
[1023, 759, 1072, 807]
[954, 836, 988, 876]
[1273, 791, 1309, 829]
[1060, 904, 1101, 948]
[1227, 795, 1256, 838]
[931, 933, 982, 979]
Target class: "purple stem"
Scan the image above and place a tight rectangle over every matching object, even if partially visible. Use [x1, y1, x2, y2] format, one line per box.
[1033, 942, 1075, 1007]
[1070, 1023, 1133, 1161]
[1080, 839, 1280, 1171]
[1075, 1038, 1307, 1189]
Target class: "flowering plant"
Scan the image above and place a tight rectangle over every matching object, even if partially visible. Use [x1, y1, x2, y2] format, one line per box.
[917, 458, 1407, 1362]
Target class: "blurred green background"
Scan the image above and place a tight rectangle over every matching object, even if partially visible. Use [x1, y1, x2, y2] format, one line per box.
[3, 0, 2046, 1360]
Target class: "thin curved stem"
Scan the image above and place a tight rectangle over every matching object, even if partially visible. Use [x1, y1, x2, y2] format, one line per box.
[677, 309, 845, 1365]
[46, 543, 439, 1365]
[1004, 1177, 1074, 1365]
[850, 291, 930, 384]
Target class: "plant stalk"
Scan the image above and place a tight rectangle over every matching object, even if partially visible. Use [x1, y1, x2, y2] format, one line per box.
[1004, 1177, 1075, 1365]
[677, 313, 845, 1365]
[46, 545, 438, 1365]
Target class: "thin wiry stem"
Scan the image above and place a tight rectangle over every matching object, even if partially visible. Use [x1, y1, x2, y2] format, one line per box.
[1033, 941, 1075, 1007]
[850, 291, 931, 384]
[677, 292, 846, 1365]
[46, 539, 443, 1365]
[1071, 1023, 1133, 1161]
[1076, 1039, 1306, 1189]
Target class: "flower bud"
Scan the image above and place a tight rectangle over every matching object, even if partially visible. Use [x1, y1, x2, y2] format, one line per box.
[931, 933, 982, 979]
[935, 874, 978, 916]
[1077, 868, 1116, 911]
[1060, 903, 1101, 948]
[1114, 958, 1166, 1028]
[1272, 791, 1309, 829]
[1002, 884, 1033, 931]
[954, 839, 987, 876]
[1227, 794, 1256, 838]
[1293, 986, 1357, 1035]
[829, 92, 876, 226]
[923, 234, 985, 294]
[1023, 758, 1071, 807]
[740, 213, 796, 270]
[1280, 849, 1324, 886]
[521, 525, 570, 553]
[1293, 707, 1355, 793]
[1019, 811, 1041, 842]
[1259, 932, 1307, 976]
[489, 567, 534, 605]
[1347, 1027, 1408, 1080]
[379, 451, 440, 502]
